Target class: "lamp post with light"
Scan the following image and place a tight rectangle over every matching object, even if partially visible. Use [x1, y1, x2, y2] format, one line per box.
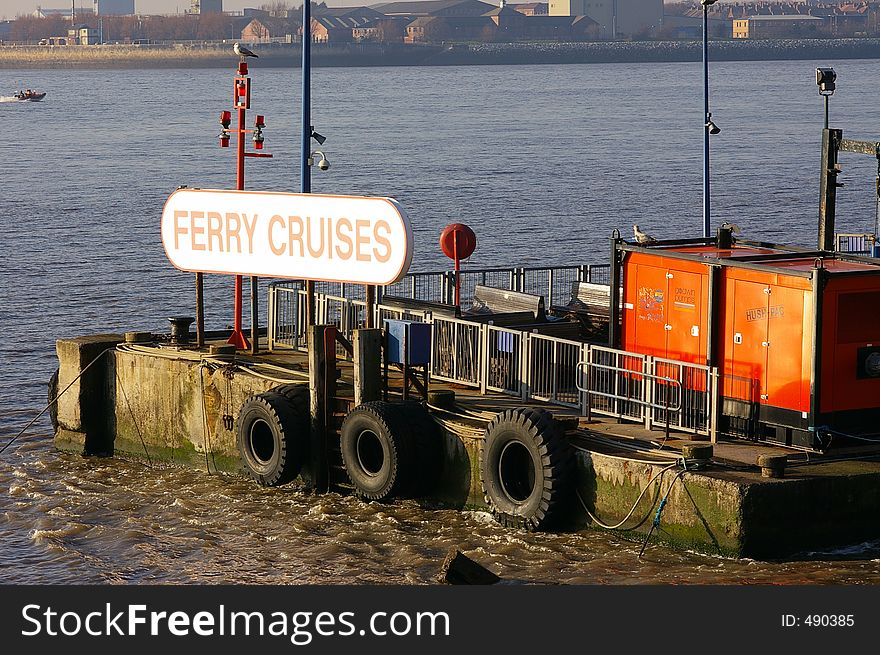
[701, 0, 720, 239]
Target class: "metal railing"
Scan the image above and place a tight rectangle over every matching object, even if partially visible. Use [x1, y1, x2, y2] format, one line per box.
[835, 232, 877, 255]
[431, 316, 483, 387]
[267, 270, 717, 440]
[577, 348, 717, 438]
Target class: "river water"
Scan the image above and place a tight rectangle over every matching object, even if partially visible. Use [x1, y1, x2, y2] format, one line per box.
[2, 59, 880, 584]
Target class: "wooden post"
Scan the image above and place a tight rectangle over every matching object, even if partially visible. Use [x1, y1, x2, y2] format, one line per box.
[365, 284, 375, 329]
[818, 128, 842, 251]
[307, 324, 336, 493]
[353, 328, 382, 406]
[250, 276, 259, 355]
[306, 280, 316, 326]
[195, 273, 205, 349]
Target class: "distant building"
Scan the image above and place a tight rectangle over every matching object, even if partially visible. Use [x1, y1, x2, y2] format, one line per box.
[310, 16, 375, 42]
[319, 6, 386, 21]
[0, 20, 11, 42]
[732, 14, 827, 38]
[371, 0, 497, 18]
[511, 2, 548, 15]
[548, 0, 662, 38]
[190, 0, 223, 14]
[241, 17, 296, 43]
[68, 24, 99, 44]
[33, 7, 94, 19]
[92, 0, 134, 15]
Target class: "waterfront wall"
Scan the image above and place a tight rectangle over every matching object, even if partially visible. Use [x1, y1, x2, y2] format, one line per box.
[53, 335, 880, 559]
[7, 38, 880, 69]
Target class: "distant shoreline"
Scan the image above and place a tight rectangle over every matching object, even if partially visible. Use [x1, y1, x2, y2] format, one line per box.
[3, 38, 880, 69]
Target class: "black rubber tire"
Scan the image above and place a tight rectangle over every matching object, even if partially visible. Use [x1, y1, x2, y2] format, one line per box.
[480, 407, 574, 531]
[339, 401, 415, 501]
[48, 368, 59, 433]
[271, 383, 310, 415]
[236, 391, 307, 486]
[400, 400, 443, 497]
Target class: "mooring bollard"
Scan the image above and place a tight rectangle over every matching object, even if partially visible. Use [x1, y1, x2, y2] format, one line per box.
[757, 454, 787, 478]
[168, 316, 194, 346]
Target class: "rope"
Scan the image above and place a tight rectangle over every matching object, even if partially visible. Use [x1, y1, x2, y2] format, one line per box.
[638, 468, 688, 558]
[0, 346, 116, 456]
[198, 364, 214, 474]
[575, 462, 679, 531]
[114, 366, 153, 468]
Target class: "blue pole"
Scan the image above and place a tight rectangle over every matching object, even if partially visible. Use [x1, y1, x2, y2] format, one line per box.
[301, 0, 311, 195]
[702, 6, 710, 239]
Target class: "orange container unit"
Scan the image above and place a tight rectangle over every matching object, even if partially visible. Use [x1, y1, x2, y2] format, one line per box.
[622, 251, 709, 365]
[615, 233, 880, 450]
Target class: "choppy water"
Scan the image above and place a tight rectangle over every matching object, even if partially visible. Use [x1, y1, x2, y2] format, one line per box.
[3, 60, 880, 584]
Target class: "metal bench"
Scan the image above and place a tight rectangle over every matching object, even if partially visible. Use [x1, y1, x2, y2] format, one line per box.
[467, 285, 546, 321]
[379, 294, 460, 319]
[549, 281, 615, 340]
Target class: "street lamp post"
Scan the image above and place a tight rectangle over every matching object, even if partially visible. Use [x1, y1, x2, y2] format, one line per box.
[701, 0, 719, 239]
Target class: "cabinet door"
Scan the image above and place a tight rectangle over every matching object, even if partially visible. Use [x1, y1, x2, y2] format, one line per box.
[665, 269, 705, 364]
[728, 279, 770, 403]
[631, 264, 669, 358]
[765, 285, 807, 411]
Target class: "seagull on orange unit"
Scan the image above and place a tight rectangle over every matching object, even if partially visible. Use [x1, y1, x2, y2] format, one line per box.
[633, 224, 656, 245]
[233, 42, 258, 60]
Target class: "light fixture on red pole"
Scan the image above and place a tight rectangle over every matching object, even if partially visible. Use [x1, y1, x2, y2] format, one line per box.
[439, 223, 476, 306]
[220, 59, 273, 351]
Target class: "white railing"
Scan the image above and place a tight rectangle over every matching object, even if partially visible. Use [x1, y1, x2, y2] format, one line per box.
[268, 277, 717, 439]
[577, 347, 717, 438]
[835, 232, 877, 255]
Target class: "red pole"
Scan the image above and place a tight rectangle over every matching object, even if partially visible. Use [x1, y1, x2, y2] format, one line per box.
[453, 230, 460, 307]
[228, 73, 250, 350]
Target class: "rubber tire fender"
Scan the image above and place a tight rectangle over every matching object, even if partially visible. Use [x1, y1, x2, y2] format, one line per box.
[480, 407, 574, 531]
[236, 391, 307, 486]
[339, 401, 415, 501]
[399, 400, 443, 497]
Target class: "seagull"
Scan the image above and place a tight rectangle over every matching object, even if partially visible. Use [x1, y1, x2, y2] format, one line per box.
[720, 221, 742, 234]
[233, 42, 258, 60]
[633, 224, 656, 245]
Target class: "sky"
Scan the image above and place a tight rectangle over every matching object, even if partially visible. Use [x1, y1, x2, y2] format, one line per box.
[0, 0, 370, 19]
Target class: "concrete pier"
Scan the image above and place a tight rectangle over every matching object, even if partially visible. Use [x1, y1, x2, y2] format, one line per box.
[53, 333, 880, 559]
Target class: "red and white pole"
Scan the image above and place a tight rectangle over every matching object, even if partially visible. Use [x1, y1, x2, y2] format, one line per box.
[228, 63, 252, 350]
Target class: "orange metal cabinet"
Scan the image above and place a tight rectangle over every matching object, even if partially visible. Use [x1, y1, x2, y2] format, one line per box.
[621, 253, 708, 365]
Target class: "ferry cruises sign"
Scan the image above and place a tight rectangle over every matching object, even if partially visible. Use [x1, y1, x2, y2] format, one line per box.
[161, 189, 413, 285]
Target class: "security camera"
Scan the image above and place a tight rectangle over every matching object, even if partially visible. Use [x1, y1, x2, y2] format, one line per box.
[318, 158, 330, 171]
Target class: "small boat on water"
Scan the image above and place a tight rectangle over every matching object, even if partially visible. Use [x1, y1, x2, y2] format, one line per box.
[15, 90, 46, 102]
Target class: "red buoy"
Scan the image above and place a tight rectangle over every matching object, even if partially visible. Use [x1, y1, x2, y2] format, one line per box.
[440, 223, 476, 306]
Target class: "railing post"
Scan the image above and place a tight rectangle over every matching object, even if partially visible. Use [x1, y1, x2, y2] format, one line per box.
[582, 344, 591, 420]
[267, 285, 276, 351]
[547, 268, 555, 307]
[480, 323, 489, 394]
[644, 355, 653, 431]
[521, 333, 530, 401]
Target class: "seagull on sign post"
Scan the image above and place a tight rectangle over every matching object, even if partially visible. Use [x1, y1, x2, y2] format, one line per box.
[233, 42, 258, 61]
[633, 224, 656, 245]
[720, 221, 742, 235]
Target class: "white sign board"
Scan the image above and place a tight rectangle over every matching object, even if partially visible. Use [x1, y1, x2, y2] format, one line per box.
[161, 188, 413, 285]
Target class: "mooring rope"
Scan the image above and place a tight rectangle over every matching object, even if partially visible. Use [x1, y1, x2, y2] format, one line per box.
[114, 366, 153, 469]
[0, 346, 117, 457]
[574, 461, 679, 532]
